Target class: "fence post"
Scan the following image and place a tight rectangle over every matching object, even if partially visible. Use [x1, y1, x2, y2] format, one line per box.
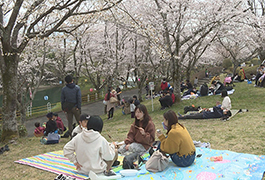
[47, 102, 51, 112]
[27, 106, 32, 117]
[87, 94, 90, 102]
[95, 93, 98, 100]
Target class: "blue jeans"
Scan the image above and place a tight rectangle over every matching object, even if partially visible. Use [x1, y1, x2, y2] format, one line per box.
[157, 142, 195, 167]
[170, 152, 195, 167]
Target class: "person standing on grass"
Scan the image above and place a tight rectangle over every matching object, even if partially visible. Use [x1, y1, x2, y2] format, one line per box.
[104, 88, 117, 120]
[61, 75, 81, 136]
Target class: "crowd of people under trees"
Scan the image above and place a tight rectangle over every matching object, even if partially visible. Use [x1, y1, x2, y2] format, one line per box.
[31, 63, 263, 177]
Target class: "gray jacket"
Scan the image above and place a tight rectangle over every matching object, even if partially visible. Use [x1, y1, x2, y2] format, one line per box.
[61, 83, 81, 110]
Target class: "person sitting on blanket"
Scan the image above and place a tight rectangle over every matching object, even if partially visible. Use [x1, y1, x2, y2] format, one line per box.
[72, 113, 90, 137]
[44, 112, 58, 136]
[118, 104, 156, 155]
[64, 115, 118, 176]
[156, 110, 196, 167]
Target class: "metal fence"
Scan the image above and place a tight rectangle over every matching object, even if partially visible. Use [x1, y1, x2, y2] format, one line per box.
[0, 91, 105, 122]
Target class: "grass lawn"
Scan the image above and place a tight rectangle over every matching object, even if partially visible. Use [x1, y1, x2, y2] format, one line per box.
[1, 81, 265, 179]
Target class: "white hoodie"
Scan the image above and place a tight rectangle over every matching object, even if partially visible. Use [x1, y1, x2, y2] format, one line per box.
[63, 129, 116, 175]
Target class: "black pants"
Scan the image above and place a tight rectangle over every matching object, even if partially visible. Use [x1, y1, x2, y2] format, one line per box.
[255, 73, 262, 85]
[108, 108, 114, 119]
[178, 113, 203, 119]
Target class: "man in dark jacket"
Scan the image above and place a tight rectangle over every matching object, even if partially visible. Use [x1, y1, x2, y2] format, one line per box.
[61, 75, 81, 135]
[159, 91, 173, 110]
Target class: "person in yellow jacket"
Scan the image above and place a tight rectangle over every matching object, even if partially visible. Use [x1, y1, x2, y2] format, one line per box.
[157, 110, 196, 167]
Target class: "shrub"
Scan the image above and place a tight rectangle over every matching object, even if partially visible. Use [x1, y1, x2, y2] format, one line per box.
[18, 124, 28, 137]
[251, 58, 260, 65]
[223, 58, 233, 69]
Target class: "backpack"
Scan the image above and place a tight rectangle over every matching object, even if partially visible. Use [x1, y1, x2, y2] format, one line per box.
[200, 83, 209, 96]
[122, 152, 144, 169]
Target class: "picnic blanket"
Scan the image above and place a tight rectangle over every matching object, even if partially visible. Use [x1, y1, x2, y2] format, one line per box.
[15, 147, 265, 180]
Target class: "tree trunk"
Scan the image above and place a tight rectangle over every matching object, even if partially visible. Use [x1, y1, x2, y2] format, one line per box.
[1, 54, 19, 142]
[173, 60, 181, 103]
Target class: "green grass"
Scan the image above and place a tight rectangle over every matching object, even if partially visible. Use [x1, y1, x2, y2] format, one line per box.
[1, 81, 265, 179]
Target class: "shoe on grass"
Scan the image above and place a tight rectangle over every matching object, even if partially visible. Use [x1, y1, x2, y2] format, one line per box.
[4, 145, 10, 151]
[0, 147, 4, 154]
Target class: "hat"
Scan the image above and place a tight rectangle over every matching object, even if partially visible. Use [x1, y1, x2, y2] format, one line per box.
[80, 113, 90, 121]
[111, 89, 116, 93]
[46, 112, 53, 119]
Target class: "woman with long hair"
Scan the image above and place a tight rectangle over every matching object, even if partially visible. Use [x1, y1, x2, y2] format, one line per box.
[104, 88, 117, 120]
[157, 110, 195, 167]
[118, 104, 156, 155]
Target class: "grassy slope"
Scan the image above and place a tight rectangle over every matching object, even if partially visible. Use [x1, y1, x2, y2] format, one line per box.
[1, 81, 265, 179]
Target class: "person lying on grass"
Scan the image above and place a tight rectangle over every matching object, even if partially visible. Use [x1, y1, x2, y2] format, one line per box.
[64, 115, 118, 176]
[118, 104, 156, 155]
[178, 90, 232, 120]
[156, 110, 196, 167]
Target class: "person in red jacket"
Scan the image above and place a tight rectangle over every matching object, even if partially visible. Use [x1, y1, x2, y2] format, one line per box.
[53, 113, 65, 132]
[160, 78, 168, 91]
[34, 122, 45, 137]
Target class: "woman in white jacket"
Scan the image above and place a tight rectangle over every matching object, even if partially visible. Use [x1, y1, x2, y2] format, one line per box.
[63, 115, 118, 176]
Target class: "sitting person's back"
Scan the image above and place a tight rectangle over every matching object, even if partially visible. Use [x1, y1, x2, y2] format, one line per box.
[64, 115, 117, 176]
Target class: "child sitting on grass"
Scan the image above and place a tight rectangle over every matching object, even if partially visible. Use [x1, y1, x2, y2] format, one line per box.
[34, 122, 45, 137]
[64, 115, 118, 176]
[71, 113, 90, 137]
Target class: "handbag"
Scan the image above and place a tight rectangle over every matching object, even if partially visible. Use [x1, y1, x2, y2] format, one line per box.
[145, 150, 169, 172]
[110, 97, 118, 103]
[46, 132, 60, 144]
[122, 152, 146, 169]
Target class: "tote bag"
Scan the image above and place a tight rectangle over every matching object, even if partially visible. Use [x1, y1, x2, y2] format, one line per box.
[145, 151, 169, 172]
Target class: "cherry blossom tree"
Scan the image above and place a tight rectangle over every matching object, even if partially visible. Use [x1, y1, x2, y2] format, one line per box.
[118, 0, 248, 102]
[0, 0, 122, 142]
